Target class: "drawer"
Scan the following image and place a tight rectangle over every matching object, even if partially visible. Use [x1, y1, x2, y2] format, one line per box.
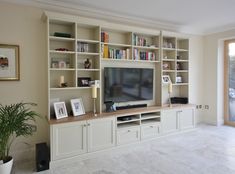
[117, 127, 140, 145]
[141, 123, 161, 140]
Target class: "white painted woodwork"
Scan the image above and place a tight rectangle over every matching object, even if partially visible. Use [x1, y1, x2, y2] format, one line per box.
[161, 109, 180, 134]
[117, 127, 140, 145]
[179, 108, 195, 130]
[51, 121, 87, 161]
[162, 108, 195, 134]
[141, 123, 161, 140]
[87, 117, 116, 152]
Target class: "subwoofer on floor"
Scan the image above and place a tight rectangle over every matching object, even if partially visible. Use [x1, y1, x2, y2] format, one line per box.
[36, 142, 49, 172]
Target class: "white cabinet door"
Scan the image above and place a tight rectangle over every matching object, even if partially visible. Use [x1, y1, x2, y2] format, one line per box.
[117, 126, 140, 145]
[161, 110, 179, 134]
[87, 117, 116, 152]
[179, 108, 195, 130]
[141, 123, 161, 140]
[51, 121, 87, 161]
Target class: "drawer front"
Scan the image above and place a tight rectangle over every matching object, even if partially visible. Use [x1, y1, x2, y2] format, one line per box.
[141, 123, 161, 140]
[117, 127, 140, 145]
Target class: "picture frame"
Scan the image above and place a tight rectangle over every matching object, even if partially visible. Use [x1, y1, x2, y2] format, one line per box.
[162, 75, 171, 84]
[0, 44, 20, 81]
[70, 98, 85, 116]
[176, 76, 183, 83]
[78, 77, 91, 87]
[54, 102, 68, 119]
[162, 62, 171, 70]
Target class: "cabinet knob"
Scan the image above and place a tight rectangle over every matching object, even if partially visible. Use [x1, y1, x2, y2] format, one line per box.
[84, 124, 86, 127]
[150, 126, 154, 128]
[87, 123, 90, 126]
[127, 130, 131, 132]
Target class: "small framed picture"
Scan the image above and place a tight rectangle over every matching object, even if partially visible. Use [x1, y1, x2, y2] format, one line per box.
[176, 76, 183, 83]
[162, 75, 171, 84]
[162, 62, 171, 70]
[78, 77, 91, 87]
[54, 102, 68, 119]
[70, 98, 85, 116]
[58, 60, 66, 68]
[0, 44, 20, 81]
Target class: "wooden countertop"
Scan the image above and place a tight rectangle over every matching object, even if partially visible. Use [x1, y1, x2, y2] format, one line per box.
[49, 104, 196, 125]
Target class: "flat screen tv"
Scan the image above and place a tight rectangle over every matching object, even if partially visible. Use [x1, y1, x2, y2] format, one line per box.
[104, 67, 154, 103]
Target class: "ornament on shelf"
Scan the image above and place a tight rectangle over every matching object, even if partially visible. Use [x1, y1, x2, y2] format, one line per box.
[84, 58, 91, 69]
[59, 75, 67, 88]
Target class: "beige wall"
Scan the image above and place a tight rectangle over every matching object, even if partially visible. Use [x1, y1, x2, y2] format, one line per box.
[0, 2, 206, 162]
[204, 29, 235, 125]
[189, 36, 205, 123]
[0, 2, 48, 161]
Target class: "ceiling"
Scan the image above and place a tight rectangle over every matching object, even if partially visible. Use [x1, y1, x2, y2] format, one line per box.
[3, 0, 235, 35]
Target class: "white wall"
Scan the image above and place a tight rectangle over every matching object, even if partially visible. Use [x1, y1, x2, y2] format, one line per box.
[189, 36, 205, 123]
[204, 29, 235, 125]
[0, 2, 205, 162]
[0, 2, 48, 161]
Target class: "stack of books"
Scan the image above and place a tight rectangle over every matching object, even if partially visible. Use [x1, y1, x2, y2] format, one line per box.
[101, 32, 109, 43]
[133, 34, 147, 46]
[133, 49, 156, 61]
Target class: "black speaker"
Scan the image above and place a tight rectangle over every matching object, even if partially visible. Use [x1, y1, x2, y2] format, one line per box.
[170, 97, 188, 104]
[36, 143, 49, 172]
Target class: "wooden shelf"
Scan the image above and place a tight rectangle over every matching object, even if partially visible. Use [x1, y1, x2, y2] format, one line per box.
[162, 59, 175, 61]
[50, 68, 75, 71]
[162, 47, 176, 51]
[77, 39, 99, 43]
[50, 87, 92, 91]
[133, 45, 159, 50]
[50, 50, 76, 54]
[77, 52, 99, 56]
[101, 58, 159, 63]
[101, 42, 131, 47]
[177, 49, 188, 52]
[77, 69, 100, 71]
[49, 36, 75, 41]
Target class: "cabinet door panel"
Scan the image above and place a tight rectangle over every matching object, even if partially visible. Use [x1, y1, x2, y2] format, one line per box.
[141, 123, 161, 140]
[161, 110, 179, 134]
[87, 117, 115, 152]
[117, 127, 140, 145]
[180, 109, 195, 130]
[51, 121, 87, 161]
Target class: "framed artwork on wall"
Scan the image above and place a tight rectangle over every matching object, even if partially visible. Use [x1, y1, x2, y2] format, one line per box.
[0, 44, 20, 81]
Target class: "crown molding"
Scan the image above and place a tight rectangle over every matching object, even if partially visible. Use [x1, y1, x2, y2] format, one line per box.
[2, 0, 235, 35]
[1, 0, 182, 32]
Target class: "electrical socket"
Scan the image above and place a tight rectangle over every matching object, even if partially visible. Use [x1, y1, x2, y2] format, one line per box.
[196, 105, 203, 109]
[205, 105, 209, 109]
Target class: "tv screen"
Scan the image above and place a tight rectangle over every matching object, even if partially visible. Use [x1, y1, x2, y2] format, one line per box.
[104, 67, 153, 103]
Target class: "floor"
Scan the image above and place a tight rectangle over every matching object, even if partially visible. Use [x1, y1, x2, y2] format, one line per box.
[12, 124, 235, 174]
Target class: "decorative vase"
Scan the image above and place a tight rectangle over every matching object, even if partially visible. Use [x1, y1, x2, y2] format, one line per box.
[0, 157, 13, 174]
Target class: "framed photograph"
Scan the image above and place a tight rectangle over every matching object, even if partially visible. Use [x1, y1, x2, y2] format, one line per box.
[54, 102, 68, 119]
[0, 44, 19, 81]
[162, 62, 171, 70]
[162, 75, 171, 84]
[78, 77, 91, 87]
[70, 98, 85, 116]
[176, 76, 183, 83]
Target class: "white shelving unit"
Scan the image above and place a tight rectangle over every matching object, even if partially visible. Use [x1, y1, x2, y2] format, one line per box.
[161, 32, 189, 105]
